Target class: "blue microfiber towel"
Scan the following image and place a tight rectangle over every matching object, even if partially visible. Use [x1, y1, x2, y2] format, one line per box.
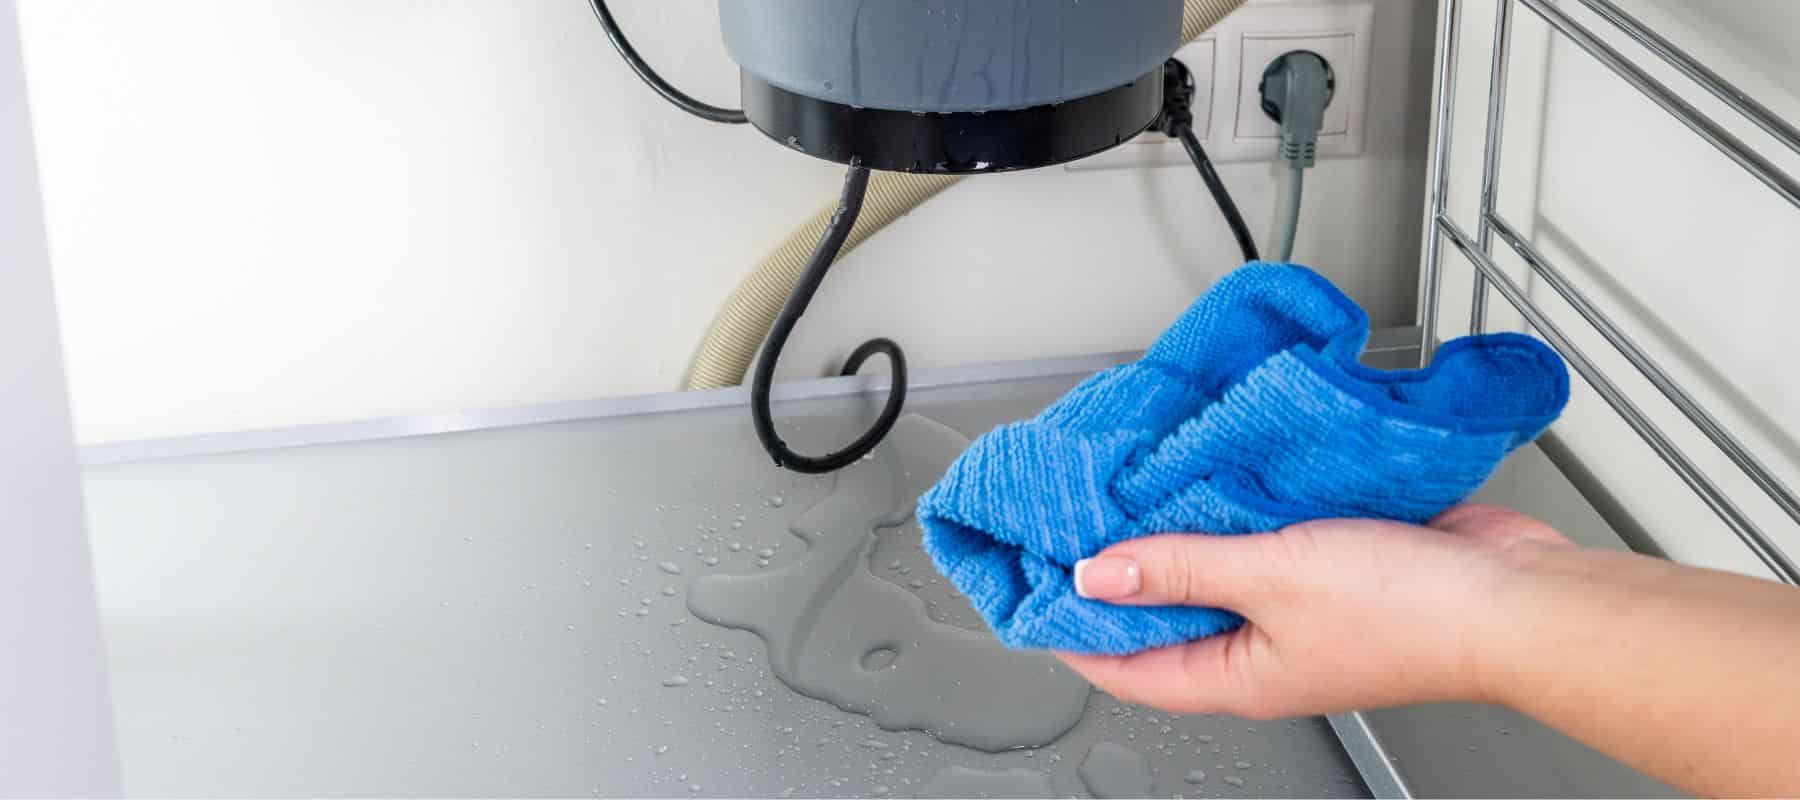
[918, 263, 1570, 655]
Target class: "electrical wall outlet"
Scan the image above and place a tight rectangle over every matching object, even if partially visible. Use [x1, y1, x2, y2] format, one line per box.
[1068, 1, 1375, 171]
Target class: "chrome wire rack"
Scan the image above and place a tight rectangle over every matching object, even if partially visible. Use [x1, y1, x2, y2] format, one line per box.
[1416, 0, 1800, 585]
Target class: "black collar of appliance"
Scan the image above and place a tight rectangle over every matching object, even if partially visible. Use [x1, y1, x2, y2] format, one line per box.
[739, 66, 1166, 175]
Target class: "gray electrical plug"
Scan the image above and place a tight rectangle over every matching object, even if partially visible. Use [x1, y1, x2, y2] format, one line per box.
[1259, 51, 1335, 168]
[1258, 51, 1334, 261]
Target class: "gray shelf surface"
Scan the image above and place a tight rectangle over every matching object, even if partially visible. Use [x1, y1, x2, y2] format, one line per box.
[80, 342, 1677, 798]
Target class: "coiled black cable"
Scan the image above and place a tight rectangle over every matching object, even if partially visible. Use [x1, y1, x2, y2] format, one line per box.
[585, 0, 748, 125]
[749, 164, 909, 474]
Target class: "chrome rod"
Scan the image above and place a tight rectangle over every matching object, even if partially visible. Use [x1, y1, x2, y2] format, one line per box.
[1329, 712, 1412, 798]
[1435, 214, 1800, 585]
[1519, 0, 1800, 210]
[1470, 0, 1514, 334]
[1574, 0, 1800, 158]
[1419, 0, 1462, 365]
[1486, 212, 1800, 531]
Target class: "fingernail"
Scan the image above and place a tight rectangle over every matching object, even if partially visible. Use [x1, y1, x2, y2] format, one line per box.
[1074, 556, 1141, 600]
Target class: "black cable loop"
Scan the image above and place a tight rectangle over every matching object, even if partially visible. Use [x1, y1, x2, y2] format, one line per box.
[586, 0, 748, 125]
[749, 164, 909, 474]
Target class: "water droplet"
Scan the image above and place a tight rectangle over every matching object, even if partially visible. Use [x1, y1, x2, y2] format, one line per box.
[689, 785, 702, 793]
[1234, 760, 1252, 769]
[662, 675, 689, 687]
[655, 744, 670, 755]
[659, 562, 683, 575]
[566, 624, 577, 631]
[908, 579, 925, 588]
[861, 738, 890, 749]
[1196, 734, 1214, 743]
[1185, 769, 1208, 784]
[635, 608, 650, 617]
[634, 540, 646, 549]
[730, 520, 744, 530]
[767, 495, 785, 508]
[728, 542, 743, 552]
[619, 578, 631, 586]
[886, 560, 901, 570]
[582, 580, 593, 588]
[662, 586, 678, 597]
[756, 548, 776, 559]
[1224, 776, 1245, 787]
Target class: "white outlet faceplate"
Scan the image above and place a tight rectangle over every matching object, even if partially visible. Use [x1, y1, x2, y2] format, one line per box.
[1067, 1, 1375, 172]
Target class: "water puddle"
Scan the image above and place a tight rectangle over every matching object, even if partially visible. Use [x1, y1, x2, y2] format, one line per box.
[687, 415, 1089, 752]
[917, 765, 1057, 798]
[1078, 741, 1154, 798]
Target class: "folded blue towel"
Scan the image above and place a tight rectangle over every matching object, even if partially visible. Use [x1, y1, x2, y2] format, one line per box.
[918, 263, 1569, 655]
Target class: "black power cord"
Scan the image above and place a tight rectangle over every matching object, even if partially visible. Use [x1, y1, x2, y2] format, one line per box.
[749, 164, 909, 474]
[586, 0, 747, 125]
[1155, 59, 1261, 264]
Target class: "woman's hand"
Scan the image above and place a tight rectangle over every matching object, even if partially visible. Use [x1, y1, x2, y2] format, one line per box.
[1056, 504, 1571, 719]
[1055, 503, 1800, 796]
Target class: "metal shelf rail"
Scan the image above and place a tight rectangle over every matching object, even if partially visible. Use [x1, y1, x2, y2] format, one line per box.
[1418, 0, 1800, 585]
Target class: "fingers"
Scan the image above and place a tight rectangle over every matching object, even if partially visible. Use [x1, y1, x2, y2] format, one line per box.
[1071, 507, 1570, 611]
[1074, 531, 1296, 610]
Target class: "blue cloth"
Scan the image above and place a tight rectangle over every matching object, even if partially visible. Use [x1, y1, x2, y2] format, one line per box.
[918, 263, 1569, 655]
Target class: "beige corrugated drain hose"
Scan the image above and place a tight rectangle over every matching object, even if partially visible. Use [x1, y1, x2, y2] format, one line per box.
[682, 0, 1249, 390]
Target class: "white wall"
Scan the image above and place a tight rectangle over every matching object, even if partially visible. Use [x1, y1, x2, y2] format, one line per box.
[1429, 0, 1800, 575]
[0, 0, 119, 790]
[18, 0, 1438, 445]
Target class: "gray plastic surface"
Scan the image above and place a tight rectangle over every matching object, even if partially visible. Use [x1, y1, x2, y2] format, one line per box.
[717, 0, 1182, 112]
[80, 342, 1680, 797]
[83, 370, 1361, 797]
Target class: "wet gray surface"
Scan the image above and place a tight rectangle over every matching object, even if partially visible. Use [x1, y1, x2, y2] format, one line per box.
[1079, 741, 1156, 798]
[83, 370, 1365, 797]
[916, 765, 1058, 798]
[688, 416, 1089, 753]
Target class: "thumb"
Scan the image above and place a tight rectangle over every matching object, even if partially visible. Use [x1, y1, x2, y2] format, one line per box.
[1075, 530, 1299, 610]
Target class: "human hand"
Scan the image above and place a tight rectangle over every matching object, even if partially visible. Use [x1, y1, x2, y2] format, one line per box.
[1056, 504, 1573, 719]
